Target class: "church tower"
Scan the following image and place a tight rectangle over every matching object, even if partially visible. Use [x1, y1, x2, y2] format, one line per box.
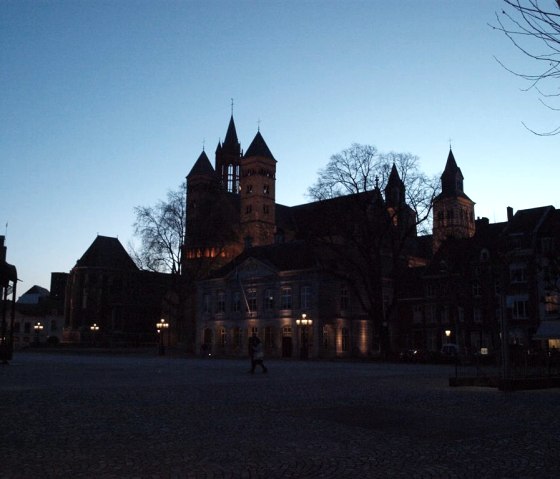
[184, 150, 219, 261]
[432, 149, 475, 252]
[215, 115, 241, 193]
[384, 164, 417, 236]
[239, 130, 277, 247]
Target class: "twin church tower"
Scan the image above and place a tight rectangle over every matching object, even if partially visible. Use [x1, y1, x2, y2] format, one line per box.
[183, 114, 476, 274]
[184, 115, 277, 273]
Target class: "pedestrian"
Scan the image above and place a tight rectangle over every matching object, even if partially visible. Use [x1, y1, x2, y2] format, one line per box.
[248, 333, 268, 374]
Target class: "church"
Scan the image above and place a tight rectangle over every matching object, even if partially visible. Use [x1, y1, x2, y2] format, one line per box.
[183, 115, 452, 358]
[182, 114, 560, 359]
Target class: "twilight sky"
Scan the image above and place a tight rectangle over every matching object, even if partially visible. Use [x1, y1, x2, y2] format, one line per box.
[1, 0, 558, 295]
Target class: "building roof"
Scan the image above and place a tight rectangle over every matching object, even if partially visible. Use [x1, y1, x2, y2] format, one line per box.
[76, 236, 138, 271]
[223, 115, 239, 147]
[503, 206, 554, 236]
[17, 285, 49, 304]
[187, 151, 215, 179]
[209, 241, 318, 279]
[244, 131, 275, 160]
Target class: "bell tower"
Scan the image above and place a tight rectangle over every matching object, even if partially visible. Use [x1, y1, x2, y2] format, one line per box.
[239, 130, 277, 247]
[432, 149, 475, 252]
[215, 115, 241, 193]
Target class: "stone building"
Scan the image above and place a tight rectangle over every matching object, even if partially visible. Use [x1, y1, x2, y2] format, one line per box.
[186, 116, 427, 358]
[64, 235, 172, 346]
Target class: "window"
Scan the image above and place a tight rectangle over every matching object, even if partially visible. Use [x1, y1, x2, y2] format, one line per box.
[228, 164, 233, 192]
[545, 294, 559, 315]
[264, 289, 274, 310]
[246, 184, 253, 193]
[412, 305, 423, 324]
[203, 293, 212, 313]
[426, 283, 437, 298]
[247, 289, 257, 313]
[245, 204, 252, 214]
[322, 326, 330, 351]
[510, 264, 527, 283]
[425, 304, 437, 323]
[300, 286, 312, 309]
[220, 327, 226, 347]
[340, 286, 349, 310]
[511, 297, 529, 319]
[473, 308, 482, 323]
[494, 279, 501, 295]
[281, 287, 292, 310]
[264, 326, 273, 348]
[341, 327, 349, 352]
[216, 290, 225, 313]
[232, 327, 241, 349]
[232, 291, 241, 313]
[263, 184, 270, 194]
[472, 281, 481, 297]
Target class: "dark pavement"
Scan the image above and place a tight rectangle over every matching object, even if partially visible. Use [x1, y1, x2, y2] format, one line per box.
[1, 351, 558, 478]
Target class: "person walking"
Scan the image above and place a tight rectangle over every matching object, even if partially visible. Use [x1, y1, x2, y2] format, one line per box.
[248, 333, 268, 374]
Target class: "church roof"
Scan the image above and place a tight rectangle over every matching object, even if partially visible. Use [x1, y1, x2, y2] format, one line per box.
[187, 151, 215, 179]
[223, 115, 239, 147]
[76, 236, 138, 271]
[244, 131, 276, 160]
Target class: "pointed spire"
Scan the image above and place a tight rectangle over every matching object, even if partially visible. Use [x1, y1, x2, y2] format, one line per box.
[187, 150, 215, 179]
[440, 148, 464, 196]
[245, 131, 275, 160]
[385, 163, 404, 207]
[223, 115, 239, 147]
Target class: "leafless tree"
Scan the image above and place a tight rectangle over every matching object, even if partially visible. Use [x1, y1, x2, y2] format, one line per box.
[307, 144, 439, 356]
[492, 0, 560, 135]
[129, 182, 186, 275]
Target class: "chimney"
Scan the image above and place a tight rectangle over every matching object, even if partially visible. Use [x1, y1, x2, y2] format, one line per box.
[507, 206, 514, 222]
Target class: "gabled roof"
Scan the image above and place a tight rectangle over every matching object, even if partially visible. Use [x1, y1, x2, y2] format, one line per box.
[244, 131, 276, 161]
[503, 206, 554, 236]
[208, 241, 318, 279]
[187, 151, 215, 179]
[76, 236, 138, 271]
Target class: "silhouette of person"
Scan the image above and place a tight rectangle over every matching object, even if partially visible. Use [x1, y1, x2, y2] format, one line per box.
[248, 333, 267, 374]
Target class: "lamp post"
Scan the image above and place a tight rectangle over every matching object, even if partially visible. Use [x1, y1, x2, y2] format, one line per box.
[90, 323, 99, 347]
[296, 313, 313, 360]
[444, 329, 458, 377]
[33, 322, 43, 346]
[156, 318, 169, 356]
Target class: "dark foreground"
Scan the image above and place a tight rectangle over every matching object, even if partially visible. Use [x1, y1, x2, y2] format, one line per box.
[1, 352, 559, 478]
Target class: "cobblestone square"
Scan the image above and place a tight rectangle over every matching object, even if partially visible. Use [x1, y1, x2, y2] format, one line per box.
[1, 351, 558, 478]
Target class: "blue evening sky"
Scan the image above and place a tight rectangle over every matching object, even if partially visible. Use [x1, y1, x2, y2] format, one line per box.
[1, 0, 558, 294]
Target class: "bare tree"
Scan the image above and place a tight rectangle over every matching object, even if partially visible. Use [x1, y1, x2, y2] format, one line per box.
[492, 0, 560, 135]
[307, 144, 439, 356]
[129, 182, 186, 275]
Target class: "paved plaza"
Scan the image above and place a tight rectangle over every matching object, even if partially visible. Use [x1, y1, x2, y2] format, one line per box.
[1, 351, 559, 478]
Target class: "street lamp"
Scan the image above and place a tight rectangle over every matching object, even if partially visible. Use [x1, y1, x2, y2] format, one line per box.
[33, 322, 44, 346]
[156, 318, 169, 356]
[296, 313, 313, 360]
[90, 323, 100, 346]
